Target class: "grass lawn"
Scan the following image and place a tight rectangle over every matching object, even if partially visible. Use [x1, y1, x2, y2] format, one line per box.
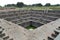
[25, 25, 36, 30]
[16, 6, 60, 10]
[4, 6, 60, 10]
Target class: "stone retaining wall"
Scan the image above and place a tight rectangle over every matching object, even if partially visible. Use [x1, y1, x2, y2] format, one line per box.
[0, 10, 60, 27]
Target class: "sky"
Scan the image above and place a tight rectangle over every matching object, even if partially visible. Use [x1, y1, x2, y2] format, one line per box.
[0, 0, 60, 6]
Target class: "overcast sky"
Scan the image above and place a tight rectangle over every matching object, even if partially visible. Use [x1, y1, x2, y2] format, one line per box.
[0, 0, 60, 6]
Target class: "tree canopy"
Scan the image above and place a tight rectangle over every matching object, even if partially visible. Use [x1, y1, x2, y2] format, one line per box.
[32, 3, 43, 6]
[0, 2, 60, 7]
[16, 2, 24, 7]
[45, 3, 51, 6]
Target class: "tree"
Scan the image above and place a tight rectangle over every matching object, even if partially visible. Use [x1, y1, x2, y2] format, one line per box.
[36, 3, 43, 6]
[32, 3, 43, 6]
[54, 4, 60, 6]
[45, 3, 51, 6]
[0, 6, 2, 7]
[11, 4, 16, 7]
[5, 4, 11, 7]
[5, 4, 16, 7]
[16, 2, 24, 7]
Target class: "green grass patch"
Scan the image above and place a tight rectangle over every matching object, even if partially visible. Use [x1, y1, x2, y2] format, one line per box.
[16, 6, 60, 10]
[25, 25, 36, 30]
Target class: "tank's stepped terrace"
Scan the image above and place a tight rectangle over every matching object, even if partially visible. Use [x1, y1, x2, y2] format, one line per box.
[0, 10, 60, 28]
[0, 18, 60, 40]
[0, 19, 29, 40]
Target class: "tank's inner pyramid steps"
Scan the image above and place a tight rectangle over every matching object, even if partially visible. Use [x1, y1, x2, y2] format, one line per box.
[0, 25, 14, 40]
[0, 19, 29, 40]
[0, 18, 60, 40]
[0, 10, 60, 29]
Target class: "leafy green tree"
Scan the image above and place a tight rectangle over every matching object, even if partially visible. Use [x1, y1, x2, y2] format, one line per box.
[0, 6, 2, 7]
[16, 2, 24, 7]
[54, 4, 60, 6]
[32, 3, 43, 6]
[45, 3, 51, 6]
[5, 4, 16, 7]
[5, 4, 11, 7]
[36, 3, 43, 6]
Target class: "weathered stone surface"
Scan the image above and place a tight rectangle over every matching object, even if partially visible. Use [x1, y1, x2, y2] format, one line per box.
[0, 10, 60, 28]
[0, 18, 60, 40]
[0, 10, 60, 40]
